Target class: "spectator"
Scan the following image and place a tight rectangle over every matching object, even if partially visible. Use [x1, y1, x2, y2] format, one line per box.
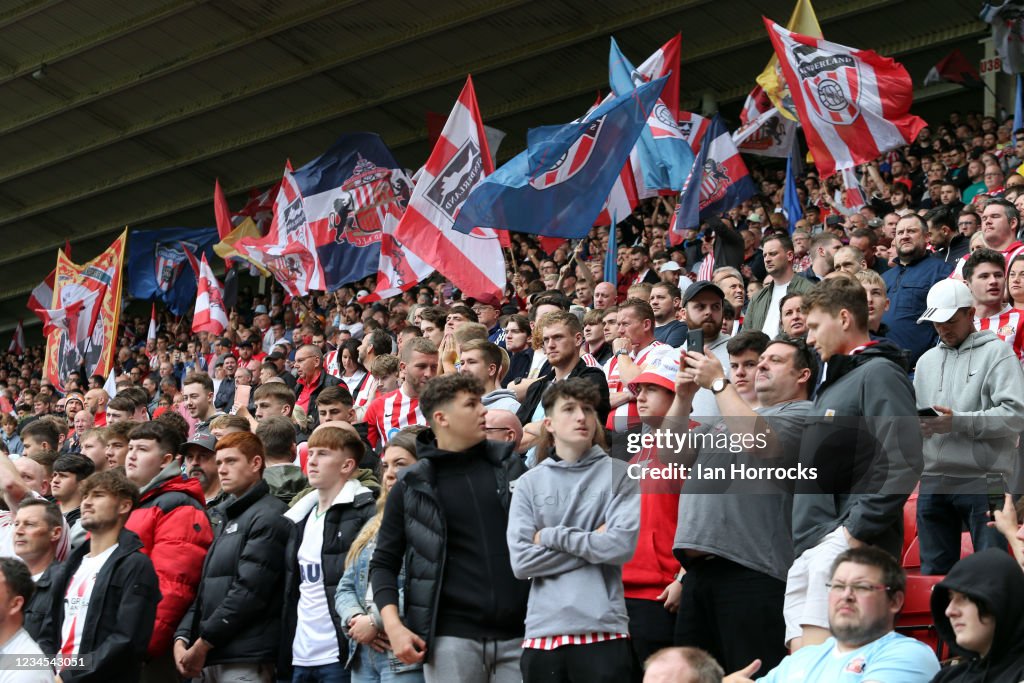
[51, 453, 95, 550]
[803, 233, 842, 283]
[0, 558, 49, 681]
[508, 379, 639, 682]
[124, 421, 214, 674]
[832, 246, 866, 276]
[742, 234, 814, 337]
[788, 277, 921, 650]
[502, 314, 535, 387]
[724, 548, 939, 683]
[183, 372, 222, 437]
[180, 434, 226, 508]
[680, 282, 731, 424]
[848, 228, 888, 275]
[930, 549, 1024, 683]
[928, 208, 970, 264]
[779, 293, 808, 339]
[650, 282, 688, 347]
[467, 293, 505, 345]
[255, 415, 307, 506]
[20, 420, 58, 458]
[103, 420, 134, 470]
[1, 416, 21, 455]
[294, 344, 342, 432]
[364, 337, 438, 451]
[79, 427, 107, 472]
[712, 268, 746, 317]
[483, 410, 523, 450]
[38, 470, 161, 682]
[966, 249, 1024, 362]
[854, 270, 893, 339]
[370, 374, 529, 683]
[593, 282, 618, 310]
[280, 426, 377, 682]
[352, 329, 393, 418]
[174, 432, 291, 682]
[604, 299, 676, 432]
[673, 337, 815, 672]
[334, 426, 425, 683]
[252, 381, 297, 423]
[643, 647, 723, 683]
[15, 498, 64, 640]
[914, 278, 1024, 574]
[84, 389, 109, 427]
[460, 339, 520, 413]
[882, 214, 955, 367]
[209, 414, 251, 439]
[627, 246, 661, 286]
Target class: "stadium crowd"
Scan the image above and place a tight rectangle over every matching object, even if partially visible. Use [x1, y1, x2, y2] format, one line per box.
[0, 109, 1023, 683]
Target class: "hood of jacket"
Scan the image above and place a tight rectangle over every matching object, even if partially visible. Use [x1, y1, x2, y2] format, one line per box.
[538, 445, 606, 469]
[931, 549, 1024, 664]
[819, 339, 907, 392]
[139, 463, 206, 506]
[284, 477, 375, 523]
[924, 329, 1002, 392]
[482, 389, 518, 407]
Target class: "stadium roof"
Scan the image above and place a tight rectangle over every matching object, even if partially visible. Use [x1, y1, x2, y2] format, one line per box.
[0, 0, 988, 332]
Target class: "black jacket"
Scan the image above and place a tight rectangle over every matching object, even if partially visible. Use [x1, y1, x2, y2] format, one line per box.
[932, 233, 971, 264]
[214, 378, 236, 413]
[38, 529, 161, 683]
[516, 358, 611, 426]
[369, 433, 528, 650]
[278, 479, 377, 678]
[175, 480, 291, 665]
[931, 549, 1024, 683]
[23, 562, 56, 642]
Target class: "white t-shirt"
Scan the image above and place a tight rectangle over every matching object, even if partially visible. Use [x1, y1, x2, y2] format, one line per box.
[760, 280, 790, 339]
[60, 544, 119, 659]
[0, 628, 51, 683]
[292, 510, 339, 666]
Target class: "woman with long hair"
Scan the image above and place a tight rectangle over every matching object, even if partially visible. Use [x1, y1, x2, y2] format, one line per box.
[335, 426, 426, 683]
[1008, 253, 1024, 310]
[339, 339, 368, 396]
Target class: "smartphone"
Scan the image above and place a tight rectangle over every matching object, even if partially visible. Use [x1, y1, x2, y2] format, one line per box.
[917, 407, 940, 417]
[686, 329, 704, 355]
[988, 473, 1007, 517]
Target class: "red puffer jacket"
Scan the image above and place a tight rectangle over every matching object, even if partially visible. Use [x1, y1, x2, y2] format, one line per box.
[126, 465, 213, 660]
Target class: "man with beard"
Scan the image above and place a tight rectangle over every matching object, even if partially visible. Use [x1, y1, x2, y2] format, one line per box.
[723, 548, 939, 682]
[680, 282, 730, 424]
[180, 434, 226, 509]
[882, 214, 955, 368]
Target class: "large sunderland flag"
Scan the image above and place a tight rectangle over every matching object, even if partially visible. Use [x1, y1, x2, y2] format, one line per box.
[388, 76, 505, 300]
[764, 18, 927, 178]
[127, 227, 219, 315]
[453, 76, 666, 239]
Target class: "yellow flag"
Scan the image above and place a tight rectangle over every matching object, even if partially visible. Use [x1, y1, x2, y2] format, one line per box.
[213, 217, 270, 276]
[756, 0, 822, 121]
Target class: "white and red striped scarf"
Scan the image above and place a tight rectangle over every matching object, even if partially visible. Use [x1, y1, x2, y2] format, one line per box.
[522, 632, 629, 651]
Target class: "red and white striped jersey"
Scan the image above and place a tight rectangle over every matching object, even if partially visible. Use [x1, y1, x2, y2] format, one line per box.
[324, 349, 342, 379]
[976, 306, 1024, 364]
[364, 387, 426, 450]
[522, 632, 630, 650]
[603, 341, 671, 431]
[354, 373, 380, 421]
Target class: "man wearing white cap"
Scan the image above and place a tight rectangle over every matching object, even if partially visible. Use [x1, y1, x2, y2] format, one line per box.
[914, 278, 1024, 575]
[658, 261, 694, 291]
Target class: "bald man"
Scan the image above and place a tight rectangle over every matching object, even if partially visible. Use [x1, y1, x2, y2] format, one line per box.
[84, 389, 109, 427]
[484, 409, 522, 450]
[643, 647, 723, 683]
[593, 281, 618, 310]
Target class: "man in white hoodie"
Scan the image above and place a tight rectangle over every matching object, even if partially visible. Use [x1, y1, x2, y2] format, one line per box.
[507, 379, 640, 682]
[914, 279, 1024, 575]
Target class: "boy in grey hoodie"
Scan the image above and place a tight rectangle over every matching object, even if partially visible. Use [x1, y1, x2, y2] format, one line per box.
[914, 278, 1024, 575]
[506, 379, 639, 683]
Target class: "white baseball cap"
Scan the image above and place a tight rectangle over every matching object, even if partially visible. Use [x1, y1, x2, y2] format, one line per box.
[659, 261, 681, 273]
[917, 279, 974, 324]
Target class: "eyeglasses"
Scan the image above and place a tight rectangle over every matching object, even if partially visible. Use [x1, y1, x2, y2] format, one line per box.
[484, 427, 512, 434]
[825, 582, 890, 596]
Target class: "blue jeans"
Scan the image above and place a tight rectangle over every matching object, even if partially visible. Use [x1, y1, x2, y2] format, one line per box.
[917, 490, 1007, 575]
[351, 647, 424, 683]
[292, 662, 350, 683]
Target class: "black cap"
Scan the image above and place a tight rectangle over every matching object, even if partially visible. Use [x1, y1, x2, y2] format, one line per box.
[217, 338, 232, 347]
[267, 351, 285, 361]
[683, 281, 725, 305]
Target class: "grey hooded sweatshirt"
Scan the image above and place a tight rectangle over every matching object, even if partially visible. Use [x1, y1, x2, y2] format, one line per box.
[506, 446, 639, 639]
[914, 329, 1024, 479]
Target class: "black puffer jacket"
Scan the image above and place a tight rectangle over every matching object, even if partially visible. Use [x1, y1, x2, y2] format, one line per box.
[277, 478, 377, 678]
[37, 529, 161, 683]
[930, 549, 1024, 682]
[369, 431, 528, 650]
[174, 480, 291, 665]
[23, 562, 56, 641]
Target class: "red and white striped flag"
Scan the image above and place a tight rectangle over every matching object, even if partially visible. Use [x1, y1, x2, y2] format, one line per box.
[8, 321, 24, 355]
[192, 253, 228, 335]
[389, 76, 506, 300]
[840, 168, 867, 211]
[235, 166, 325, 297]
[27, 240, 70, 323]
[147, 303, 158, 343]
[764, 18, 926, 178]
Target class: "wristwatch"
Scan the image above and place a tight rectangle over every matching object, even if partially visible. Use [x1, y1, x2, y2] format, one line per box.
[710, 377, 731, 395]
[614, 349, 630, 357]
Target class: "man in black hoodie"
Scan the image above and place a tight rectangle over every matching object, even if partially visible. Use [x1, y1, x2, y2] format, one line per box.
[930, 549, 1024, 683]
[370, 373, 528, 683]
[785, 277, 922, 651]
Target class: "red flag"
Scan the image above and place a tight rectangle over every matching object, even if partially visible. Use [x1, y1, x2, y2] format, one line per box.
[213, 179, 233, 240]
[35, 289, 100, 348]
[923, 49, 982, 87]
[193, 254, 229, 335]
[388, 76, 506, 300]
[27, 239, 71, 323]
[764, 18, 926, 178]
[8, 321, 24, 356]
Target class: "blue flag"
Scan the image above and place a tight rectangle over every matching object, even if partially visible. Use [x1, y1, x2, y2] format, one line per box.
[783, 144, 804, 232]
[127, 228, 219, 315]
[608, 38, 694, 192]
[675, 114, 758, 230]
[1015, 74, 1023, 135]
[453, 77, 666, 239]
[291, 133, 413, 291]
[604, 220, 618, 285]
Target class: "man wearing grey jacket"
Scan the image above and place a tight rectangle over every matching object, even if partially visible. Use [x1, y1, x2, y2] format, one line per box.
[507, 379, 640, 682]
[914, 278, 1024, 575]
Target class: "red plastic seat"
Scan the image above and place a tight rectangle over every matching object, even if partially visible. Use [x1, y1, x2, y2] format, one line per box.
[903, 491, 919, 559]
[903, 536, 920, 568]
[896, 571, 946, 657]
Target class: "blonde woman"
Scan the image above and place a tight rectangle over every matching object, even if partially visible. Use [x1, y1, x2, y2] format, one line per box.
[335, 427, 426, 683]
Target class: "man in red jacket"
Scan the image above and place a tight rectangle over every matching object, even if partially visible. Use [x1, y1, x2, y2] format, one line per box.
[124, 421, 213, 683]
